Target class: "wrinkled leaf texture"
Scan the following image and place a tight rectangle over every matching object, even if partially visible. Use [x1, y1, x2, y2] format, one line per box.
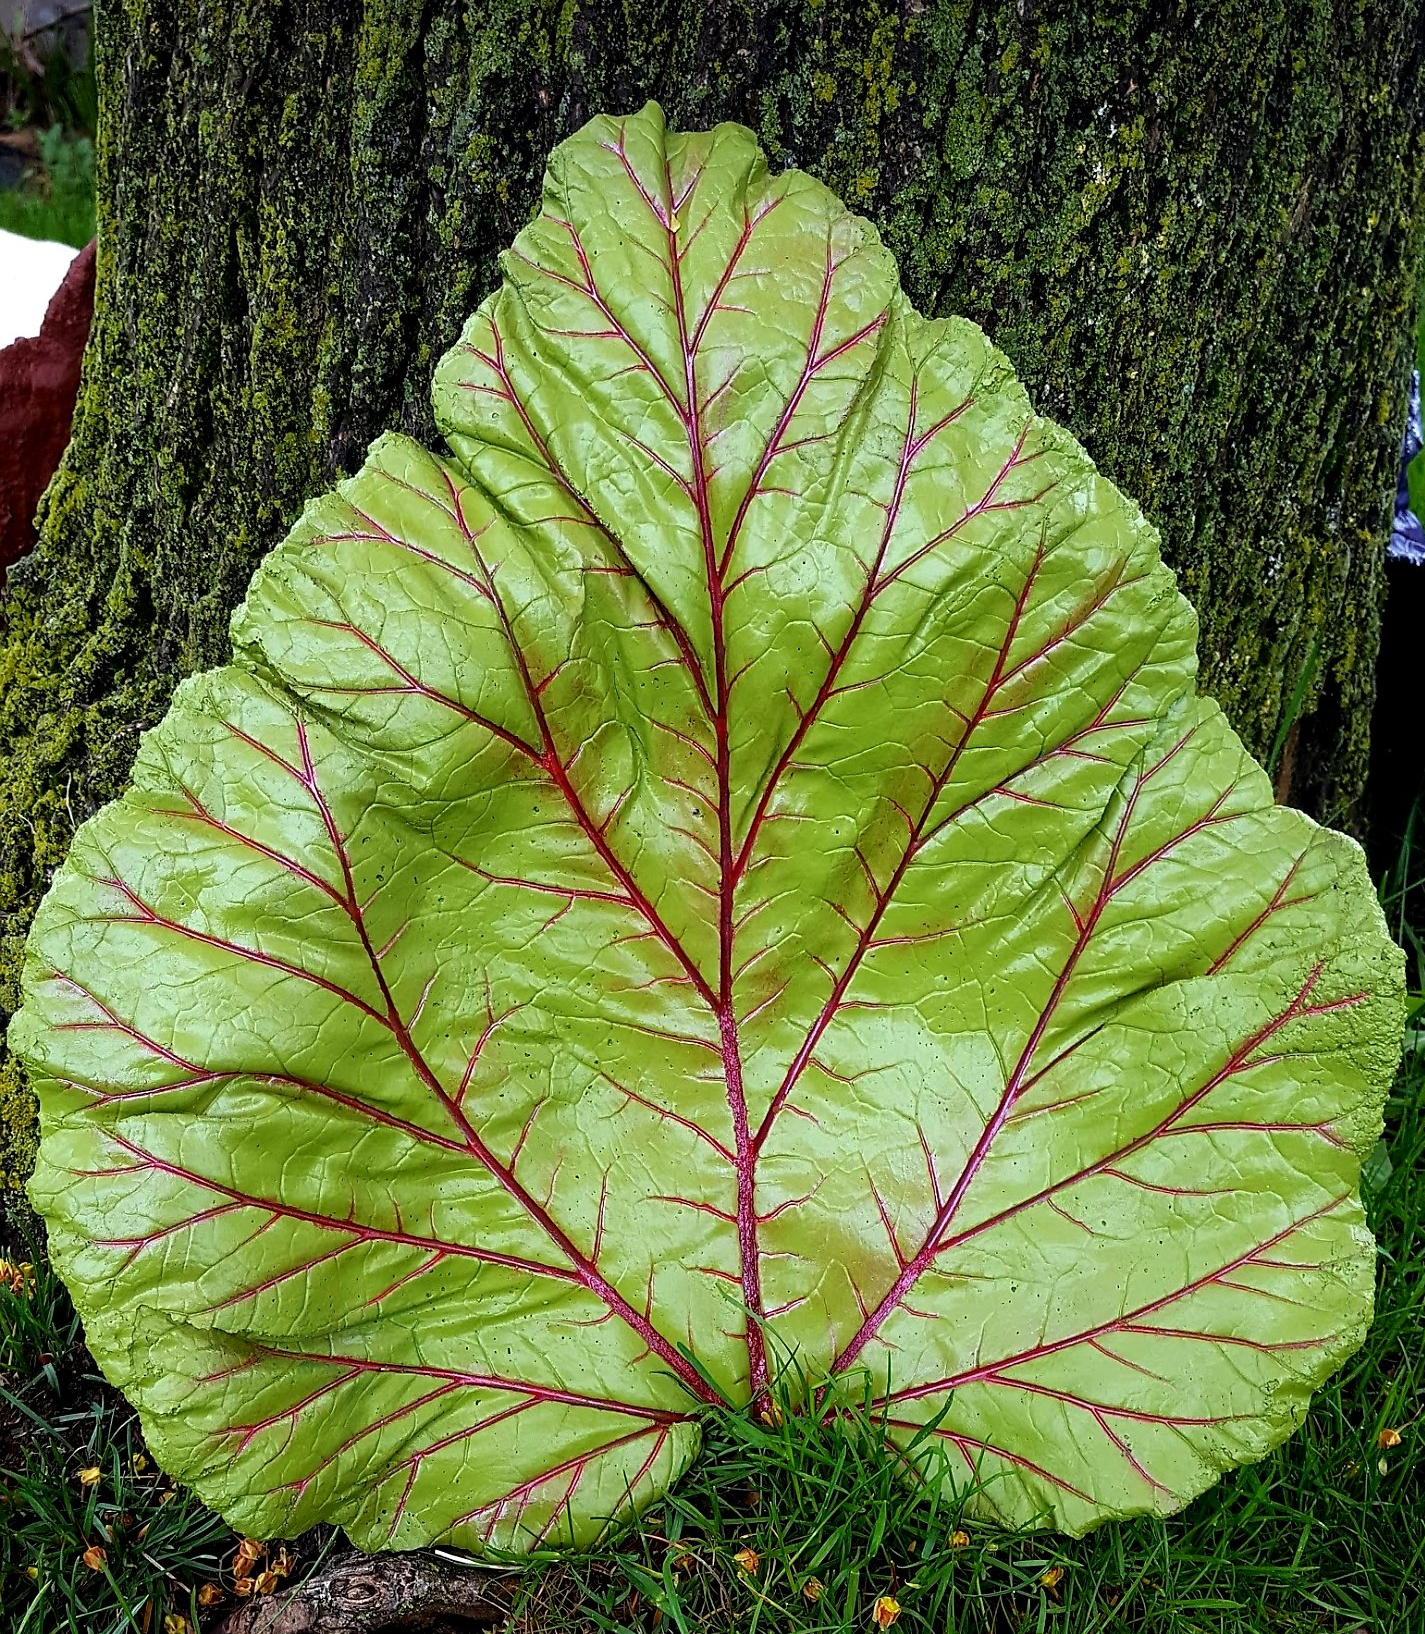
[12, 104, 1404, 1553]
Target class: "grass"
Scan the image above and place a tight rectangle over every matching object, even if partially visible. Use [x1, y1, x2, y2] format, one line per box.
[1381, 799, 1425, 998]
[0, 1246, 237, 1634]
[0, 25, 96, 137]
[1, 1401, 233, 1634]
[0, 125, 95, 249]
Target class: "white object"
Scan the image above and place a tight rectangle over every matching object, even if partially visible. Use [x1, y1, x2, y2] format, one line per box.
[0, 227, 79, 350]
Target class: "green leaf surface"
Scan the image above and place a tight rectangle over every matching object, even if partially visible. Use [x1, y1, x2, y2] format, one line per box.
[10, 104, 1404, 1552]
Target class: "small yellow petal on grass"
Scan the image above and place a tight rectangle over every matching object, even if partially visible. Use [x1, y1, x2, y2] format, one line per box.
[1041, 1565, 1065, 1591]
[164, 1616, 190, 1634]
[872, 1594, 901, 1627]
[733, 1546, 760, 1575]
[78, 1466, 102, 1488]
[1378, 1427, 1403, 1449]
[802, 1577, 824, 1602]
[81, 1545, 106, 1571]
[197, 1583, 224, 1607]
[950, 1529, 970, 1549]
[233, 1538, 265, 1574]
[131, 1454, 149, 1474]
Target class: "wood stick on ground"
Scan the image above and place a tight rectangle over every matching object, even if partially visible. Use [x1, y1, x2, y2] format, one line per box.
[211, 1549, 508, 1634]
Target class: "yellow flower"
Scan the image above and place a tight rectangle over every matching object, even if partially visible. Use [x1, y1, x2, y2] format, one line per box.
[164, 1617, 190, 1634]
[733, 1546, 760, 1575]
[1378, 1427, 1403, 1449]
[950, 1529, 970, 1549]
[81, 1545, 106, 1571]
[78, 1466, 102, 1488]
[197, 1583, 224, 1607]
[872, 1594, 901, 1628]
[802, 1577, 824, 1602]
[131, 1454, 149, 1474]
[1041, 1565, 1065, 1591]
[233, 1537, 265, 1574]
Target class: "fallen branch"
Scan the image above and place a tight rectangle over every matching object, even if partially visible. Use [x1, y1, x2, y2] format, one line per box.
[210, 1549, 508, 1633]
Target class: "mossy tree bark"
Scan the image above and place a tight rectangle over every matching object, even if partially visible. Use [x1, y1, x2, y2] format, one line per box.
[1, 0, 1422, 1185]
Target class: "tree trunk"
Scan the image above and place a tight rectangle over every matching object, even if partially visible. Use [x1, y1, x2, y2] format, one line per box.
[1, 0, 1421, 1187]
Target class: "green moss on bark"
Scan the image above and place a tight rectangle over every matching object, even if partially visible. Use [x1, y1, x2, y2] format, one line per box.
[1, 0, 1422, 1186]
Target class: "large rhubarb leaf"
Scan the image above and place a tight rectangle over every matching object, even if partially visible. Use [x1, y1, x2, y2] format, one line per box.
[11, 103, 1403, 1551]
